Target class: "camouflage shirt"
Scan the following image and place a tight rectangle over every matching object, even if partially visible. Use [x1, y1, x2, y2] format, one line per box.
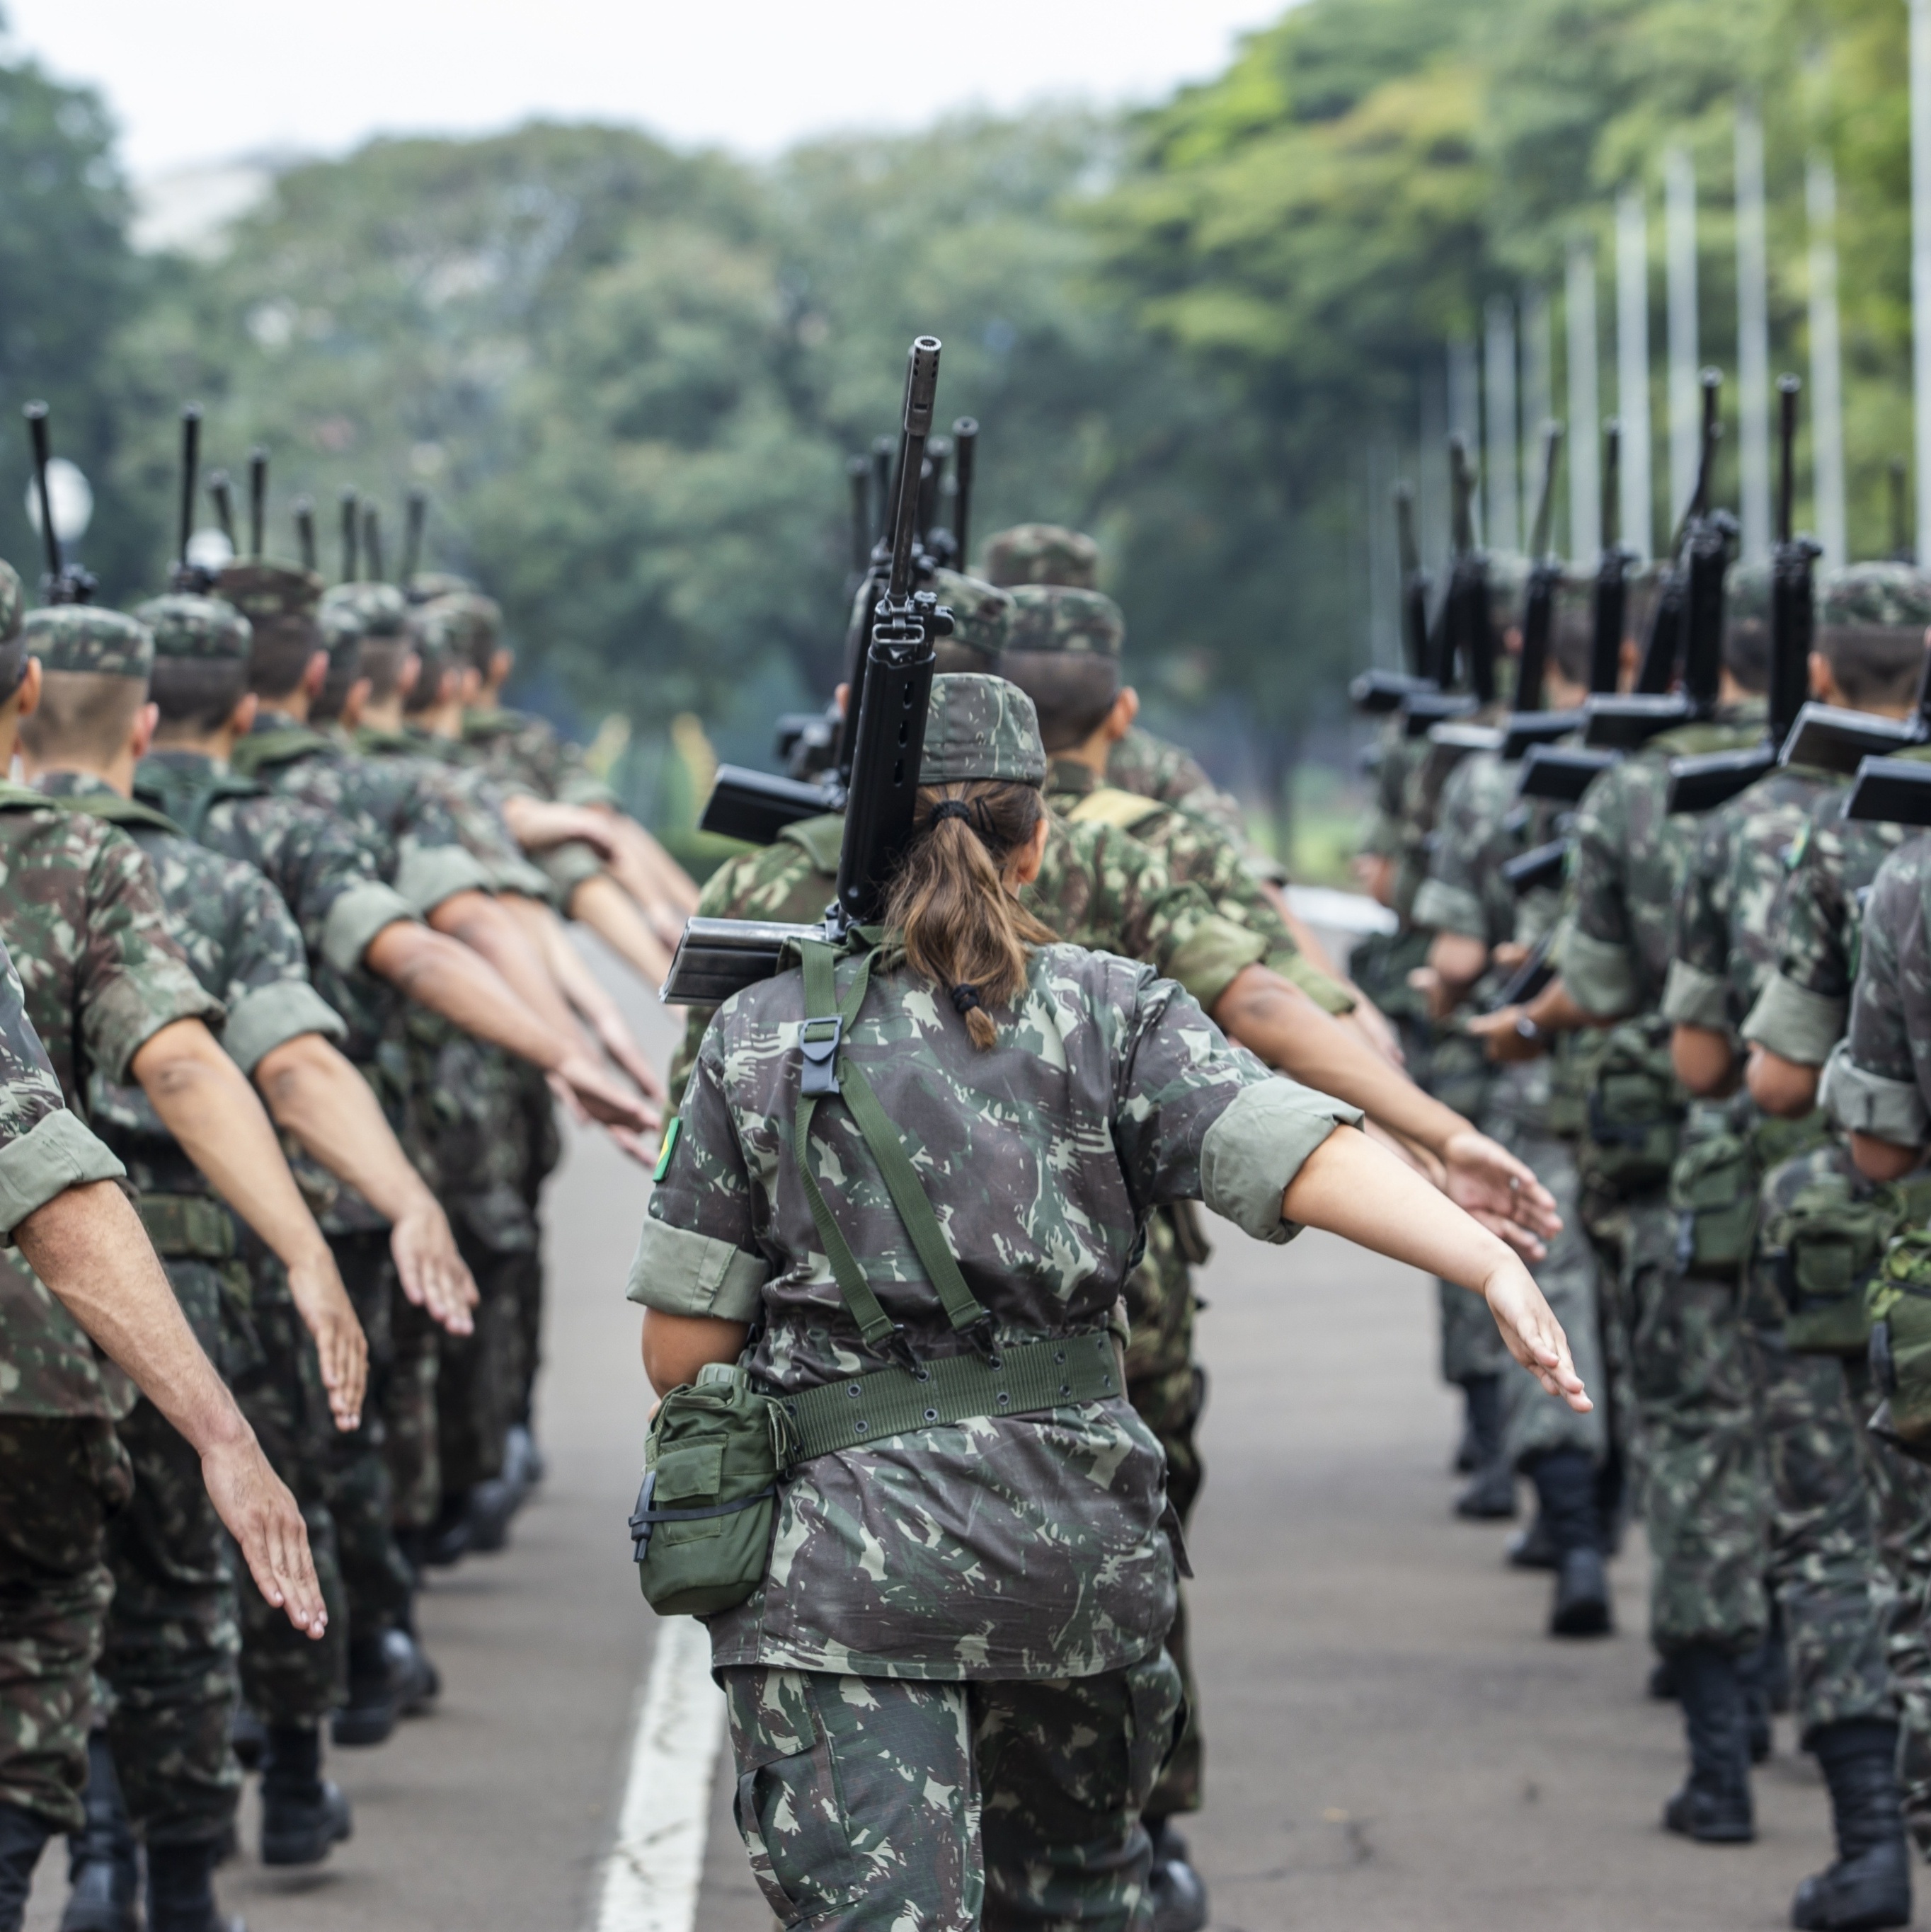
[462, 705, 614, 808]
[1412, 749, 1564, 953]
[1742, 759, 1931, 1067]
[636, 939, 1358, 1679]
[1821, 835, 1931, 1146]
[667, 810, 1268, 1103]
[33, 774, 346, 1202]
[1557, 707, 1767, 1018]
[1663, 766, 1842, 1040]
[1104, 725, 1253, 851]
[0, 783, 219, 1418]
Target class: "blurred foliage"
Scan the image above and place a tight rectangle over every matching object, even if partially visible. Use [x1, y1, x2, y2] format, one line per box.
[0, 0, 1923, 839]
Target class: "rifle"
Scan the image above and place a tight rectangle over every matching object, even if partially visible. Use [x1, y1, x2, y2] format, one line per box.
[401, 488, 427, 583]
[169, 406, 212, 593]
[1589, 421, 1627, 695]
[207, 469, 236, 551]
[1415, 437, 1501, 762]
[22, 403, 95, 605]
[1353, 482, 1438, 715]
[293, 496, 318, 573]
[920, 437, 953, 566]
[871, 437, 895, 547]
[338, 489, 359, 582]
[1499, 424, 1580, 761]
[848, 456, 873, 580]
[248, 448, 268, 559]
[665, 336, 953, 1001]
[1484, 926, 1559, 1007]
[363, 505, 385, 584]
[951, 417, 978, 570]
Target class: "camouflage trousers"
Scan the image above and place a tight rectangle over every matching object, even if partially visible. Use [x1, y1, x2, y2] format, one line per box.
[721, 1652, 1184, 1932]
[229, 1253, 347, 1723]
[1747, 1146, 1892, 1747]
[437, 1192, 540, 1498]
[1124, 1207, 1205, 1822]
[323, 1230, 415, 1632]
[0, 1417, 131, 1832]
[1625, 1199, 1769, 1656]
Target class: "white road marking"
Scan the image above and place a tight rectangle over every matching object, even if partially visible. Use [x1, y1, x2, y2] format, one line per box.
[595, 1615, 729, 1932]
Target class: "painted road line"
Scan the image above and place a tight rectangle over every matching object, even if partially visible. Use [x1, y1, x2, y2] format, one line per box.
[595, 1615, 728, 1932]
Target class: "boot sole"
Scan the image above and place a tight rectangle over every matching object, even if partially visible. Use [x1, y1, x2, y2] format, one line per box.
[260, 1812, 352, 1868]
[57, 1902, 137, 1932]
[329, 1703, 398, 1748]
[1550, 1602, 1612, 1638]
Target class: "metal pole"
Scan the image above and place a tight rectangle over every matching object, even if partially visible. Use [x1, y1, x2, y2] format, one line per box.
[1736, 94, 1774, 561]
[1912, 0, 1931, 563]
[1616, 188, 1655, 560]
[1807, 153, 1848, 568]
[1665, 146, 1702, 529]
[1484, 295, 1520, 551]
[1567, 238, 1603, 568]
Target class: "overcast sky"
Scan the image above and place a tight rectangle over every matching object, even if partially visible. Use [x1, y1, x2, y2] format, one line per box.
[8, 0, 1288, 178]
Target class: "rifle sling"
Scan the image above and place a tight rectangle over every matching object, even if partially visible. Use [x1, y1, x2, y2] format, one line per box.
[793, 936, 990, 1351]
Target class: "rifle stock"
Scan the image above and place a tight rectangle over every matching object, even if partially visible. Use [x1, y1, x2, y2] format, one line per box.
[1845, 755, 1931, 827]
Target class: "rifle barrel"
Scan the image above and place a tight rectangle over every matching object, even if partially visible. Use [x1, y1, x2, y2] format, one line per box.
[847, 456, 871, 578]
[401, 488, 427, 583]
[248, 447, 268, 558]
[362, 506, 384, 584]
[871, 436, 895, 547]
[178, 406, 202, 566]
[23, 403, 60, 582]
[1777, 375, 1799, 548]
[207, 471, 236, 547]
[338, 489, 359, 582]
[1601, 420, 1621, 553]
[1529, 420, 1565, 561]
[951, 417, 978, 568]
[293, 496, 316, 573]
[884, 338, 941, 604]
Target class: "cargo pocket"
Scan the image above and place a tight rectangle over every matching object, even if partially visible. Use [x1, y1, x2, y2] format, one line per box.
[1123, 1648, 1187, 1815]
[1667, 1127, 1758, 1277]
[732, 1725, 861, 1925]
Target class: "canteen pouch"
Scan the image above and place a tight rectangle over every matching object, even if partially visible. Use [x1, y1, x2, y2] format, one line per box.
[1867, 1229, 1931, 1461]
[1581, 1023, 1686, 1195]
[1778, 1187, 1906, 1357]
[1666, 1122, 1757, 1277]
[631, 1363, 797, 1618]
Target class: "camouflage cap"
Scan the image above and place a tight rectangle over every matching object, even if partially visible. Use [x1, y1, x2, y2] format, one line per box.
[1724, 559, 1773, 626]
[980, 524, 1100, 590]
[1821, 561, 1931, 631]
[321, 581, 409, 639]
[0, 560, 22, 645]
[217, 561, 323, 625]
[134, 592, 251, 662]
[23, 606, 154, 681]
[412, 591, 502, 674]
[928, 569, 1013, 667]
[406, 570, 476, 606]
[1004, 583, 1125, 659]
[920, 674, 1048, 786]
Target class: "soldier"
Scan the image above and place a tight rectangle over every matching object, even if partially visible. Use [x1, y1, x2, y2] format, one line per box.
[0, 589, 326, 1932]
[1658, 563, 1931, 1927]
[1472, 565, 1775, 1841]
[1411, 575, 1616, 1628]
[634, 672, 1588, 1931]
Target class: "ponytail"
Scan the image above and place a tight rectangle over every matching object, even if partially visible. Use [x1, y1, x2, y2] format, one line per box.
[884, 780, 1055, 1049]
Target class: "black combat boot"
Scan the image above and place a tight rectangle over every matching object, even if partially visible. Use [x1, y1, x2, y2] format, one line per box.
[1790, 1720, 1913, 1930]
[60, 1732, 138, 1932]
[503, 1422, 544, 1490]
[419, 1492, 471, 1568]
[382, 1625, 438, 1716]
[463, 1475, 520, 1554]
[0, 1803, 52, 1932]
[1506, 1512, 1559, 1570]
[228, 1706, 265, 1773]
[330, 1633, 399, 1747]
[258, 1724, 352, 1868]
[1144, 1818, 1209, 1932]
[1737, 1640, 1776, 1764]
[1528, 1447, 1612, 1638]
[1453, 1375, 1515, 1519]
[1662, 1644, 1755, 1843]
[147, 1839, 243, 1932]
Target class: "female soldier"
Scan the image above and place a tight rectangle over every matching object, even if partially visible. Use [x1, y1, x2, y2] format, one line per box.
[631, 675, 1586, 1930]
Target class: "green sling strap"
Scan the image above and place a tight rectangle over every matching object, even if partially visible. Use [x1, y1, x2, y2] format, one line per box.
[792, 935, 990, 1349]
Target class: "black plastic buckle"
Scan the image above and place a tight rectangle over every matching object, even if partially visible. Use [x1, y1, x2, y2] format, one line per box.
[628, 1469, 657, 1563]
[799, 1016, 843, 1096]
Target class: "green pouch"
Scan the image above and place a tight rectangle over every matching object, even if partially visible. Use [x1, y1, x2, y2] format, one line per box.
[1666, 1125, 1758, 1277]
[631, 1363, 798, 1618]
[1777, 1185, 1905, 1355]
[1581, 1023, 1686, 1195]
[1867, 1228, 1931, 1459]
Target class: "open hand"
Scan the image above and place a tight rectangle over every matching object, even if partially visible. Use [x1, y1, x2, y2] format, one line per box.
[1482, 1256, 1592, 1413]
[1439, 1129, 1562, 1261]
[285, 1249, 367, 1432]
[389, 1204, 479, 1336]
[202, 1433, 328, 1635]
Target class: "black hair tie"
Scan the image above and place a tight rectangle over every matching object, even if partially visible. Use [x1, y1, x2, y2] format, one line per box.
[951, 983, 983, 1016]
[929, 800, 974, 827]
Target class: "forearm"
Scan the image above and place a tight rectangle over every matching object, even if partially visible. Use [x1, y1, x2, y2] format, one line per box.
[1746, 1045, 1821, 1118]
[641, 1308, 747, 1396]
[367, 921, 569, 1071]
[1525, 976, 1616, 1035]
[515, 897, 631, 1040]
[16, 1179, 251, 1454]
[1281, 1126, 1513, 1294]
[430, 890, 593, 1050]
[255, 1033, 441, 1226]
[1850, 1130, 1925, 1183]
[1672, 1023, 1741, 1098]
[134, 1026, 331, 1272]
[566, 873, 674, 984]
[1211, 966, 1466, 1155]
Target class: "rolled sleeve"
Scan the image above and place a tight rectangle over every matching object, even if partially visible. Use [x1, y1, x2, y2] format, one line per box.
[395, 842, 493, 919]
[1741, 972, 1847, 1067]
[1557, 925, 1639, 1018]
[1410, 878, 1489, 941]
[90, 972, 222, 1086]
[1275, 950, 1356, 1015]
[1660, 960, 1731, 1033]
[1165, 916, 1268, 1014]
[541, 841, 606, 902]
[320, 880, 416, 977]
[625, 1214, 769, 1321]
[223, 981, 347, 1076]
[1198, 1078, 1363, 1245]
[0, 1108, 126, 1239]
[1820, 1040, 1930, 1146]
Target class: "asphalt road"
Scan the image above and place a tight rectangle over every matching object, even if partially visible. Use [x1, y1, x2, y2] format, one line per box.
[28, 933, 1868, 1931]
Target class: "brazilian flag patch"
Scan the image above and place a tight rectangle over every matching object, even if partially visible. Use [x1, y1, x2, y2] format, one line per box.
[652, 1116, 682, 1183]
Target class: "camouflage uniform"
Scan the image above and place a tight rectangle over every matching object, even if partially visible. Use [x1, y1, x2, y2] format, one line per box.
[1663, 761, 1888, 1744]
[1557, 701, 1770, 1655]
[639, 676, 1361, 1928]
[0, 618, 218, 1834]
[1413, 749, 1607, 1465]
